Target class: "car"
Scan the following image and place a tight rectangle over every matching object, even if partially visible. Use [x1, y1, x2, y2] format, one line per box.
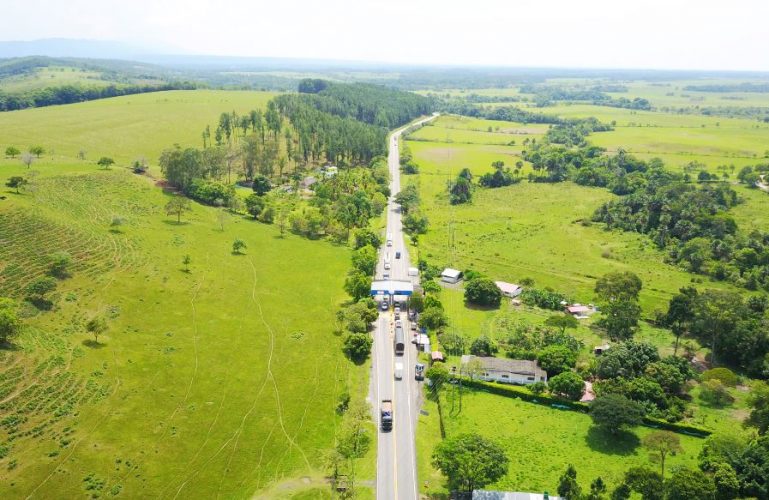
[394, 311, 400, 320]
[384, 262, 391, 270]
[395, 251, 401, 259]
[394, 362, 404, 380]
[395, 320, 403, 328]
[415, 363, 425, 381]
[380, 301, 389, 311]
[383, 272, 390, 279]
[410, 322, 417, 331]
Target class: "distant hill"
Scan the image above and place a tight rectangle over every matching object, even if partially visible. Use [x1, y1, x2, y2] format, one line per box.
[0, 38, 175, 60]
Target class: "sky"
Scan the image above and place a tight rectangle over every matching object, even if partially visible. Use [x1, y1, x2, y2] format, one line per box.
[3, 0, 769, 71]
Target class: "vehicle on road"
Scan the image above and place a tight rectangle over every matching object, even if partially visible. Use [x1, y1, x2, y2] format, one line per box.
[394, 327, 405, 355]
[383, 272, 390, 279]
[395, 320, 403, 328]
[384, 252, 391, 270]
[386, 232, 393, 246]
[410, 321, 417, 331]
[394, 362, 404, 379]
[394, 309, 401, 320]
[415, 363, 425, 380]
[381, 400, 393, 431]
[380, 297, 389, 311]
[396, 251, 401, 259]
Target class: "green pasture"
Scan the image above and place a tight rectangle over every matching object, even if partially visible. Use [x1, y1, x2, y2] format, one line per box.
[418, 389, 703, 497]
[0, 66, 116, 92]
[0, 163, 361, 498]
[0, 89, 276, 167]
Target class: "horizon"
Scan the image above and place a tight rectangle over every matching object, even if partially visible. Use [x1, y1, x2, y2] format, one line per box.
[2, 0, 769, 72]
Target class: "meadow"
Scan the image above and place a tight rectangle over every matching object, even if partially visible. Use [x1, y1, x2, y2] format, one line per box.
[417, 388, 704, 497]
[0, 93, 370, 498]
[0, 89, 277, 167]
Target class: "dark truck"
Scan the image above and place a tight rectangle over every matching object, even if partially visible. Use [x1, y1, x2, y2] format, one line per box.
[381, 400, 393, 431]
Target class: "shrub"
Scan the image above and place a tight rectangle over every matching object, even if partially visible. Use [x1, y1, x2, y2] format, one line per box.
[537, 345, 577, 376]
[470, 336, 498, 357]
[343, 333, 373, 362]
[699, 379, 735, 406]
[702, 367, 739, 387]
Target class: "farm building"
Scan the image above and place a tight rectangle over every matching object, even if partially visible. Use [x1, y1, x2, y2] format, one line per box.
[594, 344, 611, 355]
[441, 268, 462, 283]
[495, 281, 523, 298]
[431, 351, 445, 363]
[461, 355, 547, 384]
[474, 490, 562, 500]
[566, 304, 591, 319]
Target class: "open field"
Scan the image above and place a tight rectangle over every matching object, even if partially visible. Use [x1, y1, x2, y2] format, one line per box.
[0, 66, 116, 92]
[0, 131, 365, 497]
[417, 389, 704, 497]
[0, 89, 277, 167]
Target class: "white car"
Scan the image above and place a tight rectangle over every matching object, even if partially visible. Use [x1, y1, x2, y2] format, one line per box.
[394, 362, 404, 380]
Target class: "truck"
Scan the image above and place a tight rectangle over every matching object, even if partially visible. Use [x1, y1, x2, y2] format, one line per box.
[381, 400, 393, 431]
[394, 326, 405, 355]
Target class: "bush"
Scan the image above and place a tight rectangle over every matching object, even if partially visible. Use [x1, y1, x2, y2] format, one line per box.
[702, 367, 739, 387]
[521, 287, 568, 310]
[186, 179, 236, 206]
[343, 333, 373, 362]
[699, 379, 735, 406]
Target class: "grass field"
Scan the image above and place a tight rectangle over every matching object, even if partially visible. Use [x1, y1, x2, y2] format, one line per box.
[0, 89, 277, 168]
[417, 389, 704, 497]
[0, 94, 370, 497]
[0, 66, 116, 92]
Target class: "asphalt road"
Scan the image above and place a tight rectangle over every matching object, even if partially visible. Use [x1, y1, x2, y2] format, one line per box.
[370, 114, 437, 500]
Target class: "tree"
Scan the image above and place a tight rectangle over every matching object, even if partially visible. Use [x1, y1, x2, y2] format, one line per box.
[408, 294, 425, 313]
[595, 271, 642, 302]
[0, 298, 21, 344]
[664, 287, 698, 355]
[344, 270, 372, 302]
[692, 290, 746, 365]
[666, 468, 716, 500]
[25, 276, 57, 304]
[464, 278, 502, 307]
[545, 314, 579, 334]
[21, 152, 34, 168]
[182, 254, 191, 273]
[746, 381, 769, 435]
[352, 228, 382, 250]
[557, 464, 582, 499]
[449, 176, 472, 205]
[252, 174, 271, 196]
[29, 145, 45, 158]
[86, 316, 108, 344]
[598, 299, 641, 342]
[470, 335, 498, 356]
[641, 430, 682, 477]
[48, 251, 72, 278]
[537, 344, 577, 376]
[244, 193, 265, 219]
[587, 477, 607, 500]
[590, 394, 644, 434]
[5, 146, 20, 158]
[712, 463, 739, 500]
[623, 467, 664, 500]
[700, 379, 735, 407]
[732, 436, 769, 499]
[596, 340, 660, 379]
[232, 238, 247, 254]
[351, 245, 377, 275]
[165, 196, 192, 223]
[431, 433, 509, 493]
[97, 157, 115, 169]
[343, 333, 372, 362]
[548, 371, 585, 400]
[6, 176, 27, 194]
[419, 306, 448, 331]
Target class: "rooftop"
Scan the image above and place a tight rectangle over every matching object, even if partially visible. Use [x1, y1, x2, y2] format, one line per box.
[474, 490, 562, 500]
[495, 281, 522, 294]
[441, 268, 462, 278]
[461, 355, 547, 379]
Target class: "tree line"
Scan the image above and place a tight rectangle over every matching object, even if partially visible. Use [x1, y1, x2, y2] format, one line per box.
[0, 82, 198, 111]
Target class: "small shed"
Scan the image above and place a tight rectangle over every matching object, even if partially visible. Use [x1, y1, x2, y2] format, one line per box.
[431, 351, 445, 363]
[594, 344, 611, 356]
[566, 304, 591, 318]
[495, 281, 523, 298]
[440, 268, 462, 284]
[408, 267, 419, 277]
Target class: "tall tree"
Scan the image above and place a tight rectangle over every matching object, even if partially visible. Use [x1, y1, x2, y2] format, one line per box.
[165, 196, 192, 223]
[641, 430, 682, 477]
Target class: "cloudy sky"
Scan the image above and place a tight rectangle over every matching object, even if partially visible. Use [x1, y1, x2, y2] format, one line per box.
[3, 0, 769, 70]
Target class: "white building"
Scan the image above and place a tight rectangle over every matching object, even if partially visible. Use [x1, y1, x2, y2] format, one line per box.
[474, 490, 561, 500]
[461, 355, 547, 385]
[440, 268, 462, 284]
[495, 281, 523, 298]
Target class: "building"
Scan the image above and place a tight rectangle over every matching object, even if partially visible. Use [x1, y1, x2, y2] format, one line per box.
[594, 344, 611, 356]
[431, 351, 444, 363]
[461, 355, 547, 384]
[566, 304, 591, 319]
[495, 281, 523, 298]
[440, 268, 462, 284]
[370, 280, 414, 298]
[474, 490, 561, 500]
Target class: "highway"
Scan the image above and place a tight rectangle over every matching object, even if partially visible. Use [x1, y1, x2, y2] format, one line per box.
[370, 114, 437, 500]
